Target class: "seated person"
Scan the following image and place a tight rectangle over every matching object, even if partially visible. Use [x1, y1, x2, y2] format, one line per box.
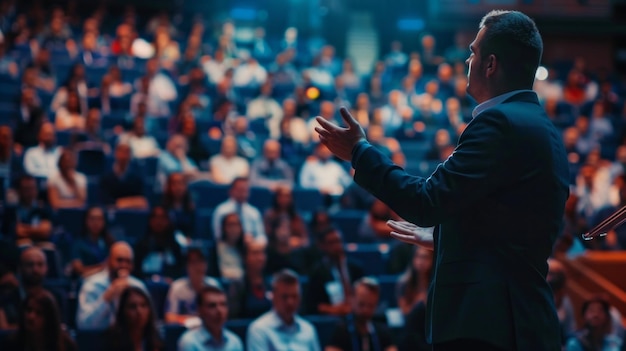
[326, 277, 398, 351]
[177, 285, 244, 351]
[76, 241, 147, 330]
[69, 207, 114, 277]
[0, 264, 20, 330]
[246, 269, 321, 351]
[227, 241, 272, 319]
[216, 213, 246, 281]
[47, 148, 87, 210]
[249, 139, 294, 191]
[566, 295, 623, 351]
[22, 122, 61, 179]
[103, 286, 164, 350]
[118, 116, 160, 159]
[165, 247, 221, 324]
[209, 136, 250, 185]
[1, 175, 53, 247]
[162, 173, 195, 236]
[133, 206, 184, 280]
[100, 143, 148, 209]
[307, 227, 364, 316]
[156, 134, 201, 191]
[4, 290, 77, 351]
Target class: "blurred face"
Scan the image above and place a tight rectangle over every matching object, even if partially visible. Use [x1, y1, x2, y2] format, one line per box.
[86, 207, 105, 236]
[108, 244, 134, 278]
[230, 180, 249, 203]
[353, 284, 378, 322]
[186, 252, 207, 280]
[283, 99, 296, 116]
[367, 126, 384, 144]
[223, 214, 243, 243]
[59, 151, 76, 171]
[320, 102, 335, 119]
[23, 299, 45, 332]
[264, 141, 281, 161]
[149, 208, 170, 234]
[584, 302, 609, 330]
[115, 144, 132, 165]
[322, 231, 344, 258]
[19, 178, 38, 204]
[438, 63, 453, 82]
[221, 137, 237, 157]
[199, 292, 228, 330]
[167, 173, 187, 199]
[39, 123, 55, 148]
[272, 282, 300, 322]
[67, 93, 80, 111]
[0, 126, 12, 149]
[133, 118, 146, 135]
[413, 247, 432, 274]
[563, 128, 579, 148]
[20, 249, 47, 286]
[124, 291, 151, 330]
[446, 98, 460, 114]
[275, 188, 293, 208]
[245, 242, 267, 271]
[466, 27, 488, 103]
[86, 109, 101, 131]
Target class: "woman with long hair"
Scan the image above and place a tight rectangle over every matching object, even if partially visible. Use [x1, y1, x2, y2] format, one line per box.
[47, 148, 87, 209]
[161, 172, 195, 236]
[134, 206, 184, 280]
[54, 90, 85, 131]
[396, 246, 433, 315]
[7, 290, 77, 351]
[566, 295, 623, 351]
[263, 185, 309, 248]
[70, 206, 115, 277]
[105, 286, 164, 351]
[216, 212, 246, 281]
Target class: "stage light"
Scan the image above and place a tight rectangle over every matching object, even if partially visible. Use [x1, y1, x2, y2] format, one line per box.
[535, 66, 548, 81]
[306, 86, 320, 100]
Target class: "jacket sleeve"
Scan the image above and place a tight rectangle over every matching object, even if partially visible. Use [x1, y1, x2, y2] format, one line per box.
[352, 110, 512, 227]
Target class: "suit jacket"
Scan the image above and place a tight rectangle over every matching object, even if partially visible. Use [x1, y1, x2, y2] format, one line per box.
[307, 257, 364, 315]
[352, 91, 569, 351]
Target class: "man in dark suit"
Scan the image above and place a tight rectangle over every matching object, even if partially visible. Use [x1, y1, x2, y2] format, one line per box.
[315, 10, 569, 351]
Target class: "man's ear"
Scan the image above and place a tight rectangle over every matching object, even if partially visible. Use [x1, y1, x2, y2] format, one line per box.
[485, 54, 497, 78]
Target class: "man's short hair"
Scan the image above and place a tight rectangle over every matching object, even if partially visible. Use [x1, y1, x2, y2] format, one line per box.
[230, 177, 249, 189]
[185, 247, 207, 263]
[316, 226, 341, 243]
[354, 276, 380, 296]
[195, 284, 226, 307]
[271, 269, 300, 290]
[478, 10, 543, 86]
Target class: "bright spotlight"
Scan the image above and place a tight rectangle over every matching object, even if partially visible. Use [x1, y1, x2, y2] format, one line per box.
[535, 66, 548, 81]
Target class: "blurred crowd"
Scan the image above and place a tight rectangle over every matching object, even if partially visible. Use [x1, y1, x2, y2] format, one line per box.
[0, 0, 625, 350]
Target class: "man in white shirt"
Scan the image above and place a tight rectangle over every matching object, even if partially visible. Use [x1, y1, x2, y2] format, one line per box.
[23, 122, 61, 179]
[76, 241, 147, 330]
[233, 56, 268, 88]
[165, 247, 221, 324]
[308, 101, 337, 143]
[247, 269, 321, 351]
[118, 116, 161, 159]
[212, 177, 266, 244]
[209, 135, 249, 185]
[247, 82, 283, 135]
[299, 143, 351, 196]
[177, 285, 244, 351]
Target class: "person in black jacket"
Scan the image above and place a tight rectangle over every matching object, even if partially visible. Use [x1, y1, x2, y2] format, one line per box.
[315, 10, 568, 351]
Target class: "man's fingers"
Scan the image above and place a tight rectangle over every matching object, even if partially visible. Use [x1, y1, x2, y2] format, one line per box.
[315, 116, 343, 132]
[314, 127, 332, 139]
[390, 232, 418, 245]
[339, 106, 360, 129]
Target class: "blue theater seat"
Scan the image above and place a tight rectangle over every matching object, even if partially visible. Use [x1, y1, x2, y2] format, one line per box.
[189, 181, 229, 209]
[330, 210, 367, 243]
[377, 274, 400, 309]
[345, 243, 388, 276]
[54, 207, 87, 237]
[76, 329, 107, 351]
[292, 187, 324, 213]
[306, 315, 342, 347]
[108, 209, 149, 243]
[193, 208, 214, 240]
[164, 324, 187, 351]
[77, 149, 110, 177]
[145, 279, 170, 320]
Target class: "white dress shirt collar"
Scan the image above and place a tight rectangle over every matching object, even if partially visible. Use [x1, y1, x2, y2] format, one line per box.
[472, 89, 534, 118]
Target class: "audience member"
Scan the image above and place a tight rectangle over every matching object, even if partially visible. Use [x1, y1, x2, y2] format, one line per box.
[2, 175, 53, 247]
[326, 277, 397, 351]
[0, 264, 20, 330]
[396, 247, 433, 315]
[247, 269, 321, 351]
[133, 206, 184, 280]
[47, 148, 87, 210]
[547, 258, 577, 346]
[162, 172, 195, 236]
[250, 139, 294, 190]
[216, 213, 246, 281]
[118, 116, 161, 159]
[23, 123, 61, 179]
[212, 177, 267, 244]
[54, 90, 85, 132]
[299, 143, 351, 196]
[0, 126, 24, 194]
[14, 88, 46, 151]
[76, 241, 147, 330]
[227, 240, 272, 319]
[307, 227, 364, 316]
[99, 143, 148, 209]
[103, 286, 164, 351]
[165, 247, 221, 324]
[263, 185, 308, 248]
[178, 284, 244, 351]
[209, 135, 250, 185]
[5, 290, 77, 351]
[566, 295, 623, 351]
[157, 134, 200, 190]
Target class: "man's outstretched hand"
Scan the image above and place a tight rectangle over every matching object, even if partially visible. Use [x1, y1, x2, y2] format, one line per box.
[387, 220, 435, 251]
[315, 107, 367, 162]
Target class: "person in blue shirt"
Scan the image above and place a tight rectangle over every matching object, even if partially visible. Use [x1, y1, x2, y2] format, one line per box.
[69, 206, 114, 277]
[177, 284, 244, 351]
